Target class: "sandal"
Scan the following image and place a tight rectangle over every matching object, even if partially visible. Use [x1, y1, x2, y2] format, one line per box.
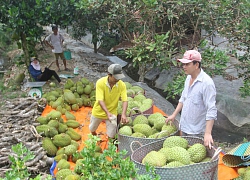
[58, 69, 61, 72]
[65, 68, 70, 71]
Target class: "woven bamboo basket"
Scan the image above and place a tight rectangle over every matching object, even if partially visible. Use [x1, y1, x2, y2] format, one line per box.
[118, 114, 179, 158]
[131, 136, 220, 180]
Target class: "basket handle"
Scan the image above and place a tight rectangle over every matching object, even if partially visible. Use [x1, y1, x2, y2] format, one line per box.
[155, 130, 170, 138]
[210, 146, 222, 162]
[131, 107, 143, 115]
[130, 141, 143, 153]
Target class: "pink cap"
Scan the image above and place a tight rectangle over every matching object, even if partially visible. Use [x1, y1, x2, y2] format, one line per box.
[178, 50, 202, 63]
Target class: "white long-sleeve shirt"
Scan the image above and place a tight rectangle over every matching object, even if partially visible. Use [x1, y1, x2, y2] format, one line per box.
[179, 69, 217, 134]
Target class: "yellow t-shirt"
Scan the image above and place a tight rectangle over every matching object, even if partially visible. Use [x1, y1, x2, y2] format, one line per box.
[92, 76, 127, 119]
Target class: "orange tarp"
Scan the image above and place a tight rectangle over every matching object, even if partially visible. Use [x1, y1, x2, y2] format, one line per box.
[42, 105, 239, 179]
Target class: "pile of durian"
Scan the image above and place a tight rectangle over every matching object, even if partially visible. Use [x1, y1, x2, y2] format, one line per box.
[117, 82, 153, 116]
[118, 112, 177, 139]
[42, 77, 96, 113]
[35, 109, 102, 175]
[142, 136, 211, 168]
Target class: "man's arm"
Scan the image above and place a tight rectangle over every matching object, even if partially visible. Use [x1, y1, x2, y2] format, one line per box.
[166, 102, 183, 123]
[45, 35, 53, 49]
[98, 100, 112, 119]
[121, 101, 128, 124]
[204, 120, 214, 149]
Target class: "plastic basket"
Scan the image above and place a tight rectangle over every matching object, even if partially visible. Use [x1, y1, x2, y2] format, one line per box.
[64, 50, 72, 60]
[118, 114, 179, 158]
[131, 136, 220, 180]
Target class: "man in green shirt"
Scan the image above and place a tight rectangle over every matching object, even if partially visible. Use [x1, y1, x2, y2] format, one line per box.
[89, 64, 128, 138]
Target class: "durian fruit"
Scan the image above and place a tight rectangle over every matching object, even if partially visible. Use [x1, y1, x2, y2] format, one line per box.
[132, 114, 148, 125]
[139, 98, 153, 112]
[127, 89, 135, 97]
[64, 79, 75, 89]
[64, 90, 77, 104]
[66, 120, 81, 128]
[65, 174, 80, 180]
[142, 151, 166, 167]
[244, 168, 250, 180]
[130, 85, 144, 95]
[124, 82, 132, 89]
[131, 132, 146, 138]
[163, 136, 188, 149]
[238, 167, 247, 177]
[64, 144, 78, 156]
[157, 130, 171, 138]
[161, 124, 177, 135]
[46, 110, 62, 120]
[118, 126, 133, 136]
[65, 111, 76, 120]
[187, 143, 207, 163]
[119, 117, 133, 128]
[71, 140, 80, 149]
[54, 153, 68, 162]
[158, 147, 171, 161]
[15, 72, 25, 84]
[42, 137, 58, 156]
[56, 148, 66, 156]
[201, 157, 211, 162]
[66, 128, 82, 141]
[53, 133, 72, 147]
[165, 161, 184, 168]
[153, 117, 167, 131]
[133, 94, 146, 103]
[74, 159, 85, 174]
[57, 159, 71, 170]
[36, 116, 49, 125]
[167, 146, 191, 165]
[56, 169, 73, 179]
[148, 112, 164, 126]
[133, 124, 152, 137]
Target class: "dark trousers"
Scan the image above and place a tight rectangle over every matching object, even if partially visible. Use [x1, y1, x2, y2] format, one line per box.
[39, 68, 61, 83]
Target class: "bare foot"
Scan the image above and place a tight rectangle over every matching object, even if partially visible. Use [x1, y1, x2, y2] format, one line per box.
[91, 131, 97, 136]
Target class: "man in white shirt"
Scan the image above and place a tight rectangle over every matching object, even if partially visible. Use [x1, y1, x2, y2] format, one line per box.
[45, 25, 69, 72]
[166, 50, 217, 149]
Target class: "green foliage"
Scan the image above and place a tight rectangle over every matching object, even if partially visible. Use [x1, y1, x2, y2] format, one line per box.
[99, 32, 120, 52]
[125, 32, 176, 82]
[0, 72, 27, 100]
[239, 80, 250, 98]
[0, 143, 52, 180]
[0, 23, 12, 50]
[200, 41, 229, 77]
[78, 134, 160, 180]
[0, 0, 77, 68]
[236, 47, 250, 98]
[4, 143, 34, 179]
[164, 71, 186, 100]
[73, 0, 110, 53]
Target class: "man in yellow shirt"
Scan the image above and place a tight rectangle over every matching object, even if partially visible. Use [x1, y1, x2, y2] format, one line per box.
[89, 64, 128, 138]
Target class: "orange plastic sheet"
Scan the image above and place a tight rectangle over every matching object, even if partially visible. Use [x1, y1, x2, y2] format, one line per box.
[42, 105, 239, 179]
[218, 153, 239, 180]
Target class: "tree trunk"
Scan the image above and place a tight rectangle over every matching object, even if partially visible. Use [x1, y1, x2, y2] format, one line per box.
[92, 29, 98, 53]
[138, 63, 146, 82]
[20, 32, 32, 79]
